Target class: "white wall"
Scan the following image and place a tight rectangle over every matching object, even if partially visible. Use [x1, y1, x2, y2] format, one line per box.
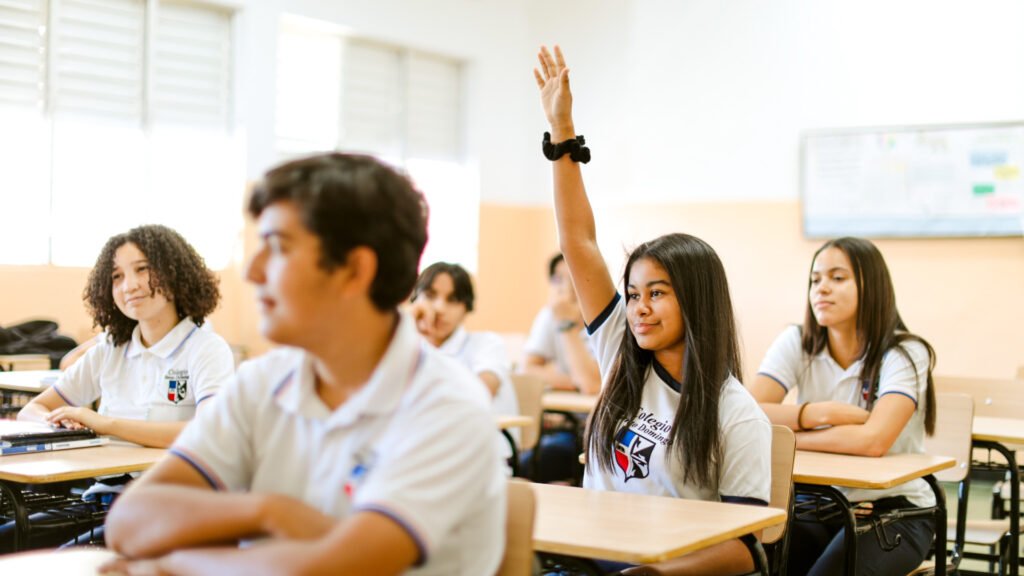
[232, 0, 1024, 207]
[520, 0, 1024, 205]
[232, 0, 538, 205]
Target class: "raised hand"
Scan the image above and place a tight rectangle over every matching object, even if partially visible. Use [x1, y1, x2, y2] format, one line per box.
[533, 45, 575, 138]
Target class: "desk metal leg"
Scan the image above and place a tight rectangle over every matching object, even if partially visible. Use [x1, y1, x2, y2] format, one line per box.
[795, 483, 858, 575]
[924, 474, 948, 576]
[501, 429, 520, 477]
[976, 439, 1019, 576]
[0, 480, 28, 552]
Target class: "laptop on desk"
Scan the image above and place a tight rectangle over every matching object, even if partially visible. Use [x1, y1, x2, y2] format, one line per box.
[0, 420, 109, 456]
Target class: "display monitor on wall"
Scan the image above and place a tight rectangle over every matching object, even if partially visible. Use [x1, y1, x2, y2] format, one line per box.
[801, 121, 1024, 238]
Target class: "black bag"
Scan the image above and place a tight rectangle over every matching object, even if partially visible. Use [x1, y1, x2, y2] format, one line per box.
[0, 320, 78, 369]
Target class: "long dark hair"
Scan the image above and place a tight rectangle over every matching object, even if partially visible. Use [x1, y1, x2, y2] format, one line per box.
[801, 237, 936, 435]
[586, 233, 742, 490]
[85, 225, 220, 347]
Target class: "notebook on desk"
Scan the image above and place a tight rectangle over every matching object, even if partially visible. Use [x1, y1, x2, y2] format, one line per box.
[0, 421, 109, 456]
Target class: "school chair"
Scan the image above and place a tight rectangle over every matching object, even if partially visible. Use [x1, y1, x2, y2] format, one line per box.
[511, 373, 545, 479]
[497, 480, 536, 576]
[619, 425, 797, 576]
[906, 392, 974, 575]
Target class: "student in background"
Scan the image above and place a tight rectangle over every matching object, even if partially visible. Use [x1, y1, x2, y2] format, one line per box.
[749, 237, 937, 576]
[19, 224, 233, 448]
[535, 45, 771, 575]
[104, 153, 505, 575]
[410, 262, 519, 419]
[523, 253, 600, 394]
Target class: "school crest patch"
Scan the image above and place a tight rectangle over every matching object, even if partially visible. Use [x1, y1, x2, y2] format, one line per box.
[614, 427, 656, 482]
[165, 369, 189, 404]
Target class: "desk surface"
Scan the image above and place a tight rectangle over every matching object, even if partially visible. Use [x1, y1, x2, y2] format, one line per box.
[973, 416, 1024, 445]
[542, 391, 598, 413]
[532, 483, 787, 564]
[0, 369, 60, 393]
[793, 451, 955, 489]
[0, 443, 165, 484]
[496, 415, 534, 430]
[0, 548, 118, 574]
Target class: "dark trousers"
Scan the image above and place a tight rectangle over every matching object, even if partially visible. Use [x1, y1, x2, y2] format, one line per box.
[786, 497, 935, 576]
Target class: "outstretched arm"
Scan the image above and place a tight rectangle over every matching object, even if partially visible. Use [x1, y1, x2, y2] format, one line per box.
[534, 45, 616, 324]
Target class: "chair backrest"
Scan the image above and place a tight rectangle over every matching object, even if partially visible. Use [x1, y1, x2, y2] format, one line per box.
[935, 375, 1024, 418]
[925, 392, 974, 483]
[510, 373, 545, 452]
[764, 425, 796, 545]
[499, 332, 528, 372]
[496, 480, 535, 576]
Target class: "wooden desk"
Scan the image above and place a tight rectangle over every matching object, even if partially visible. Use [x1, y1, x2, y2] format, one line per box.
[793, 451, 955, 489]
[542, 392, 598, 413]
[0, 369, 60, 393]
[793, 451, 955, 576]
[496, 415, 534, 430]
[0, 548, 118, 574]
[971, 416, 1024, 576]
[972, 416, 1024, 446]
[0, 354, 51, 372]
[496, 415, 534, 477]
[0, 444, 165, 484]
[0, 443, 165, 551]
[532, 483, 786, 564]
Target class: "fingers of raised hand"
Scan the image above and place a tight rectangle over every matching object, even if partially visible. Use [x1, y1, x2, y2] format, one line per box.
[533, 68, 545, 89]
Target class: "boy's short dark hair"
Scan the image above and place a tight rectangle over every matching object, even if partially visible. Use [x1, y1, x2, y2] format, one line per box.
[412, 262, 475, 312]
[248, 153, 429, 311]
[548, 253, 565, 279]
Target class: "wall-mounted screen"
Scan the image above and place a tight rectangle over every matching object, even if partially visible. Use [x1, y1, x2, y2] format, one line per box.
[801, 122, 1024, 238]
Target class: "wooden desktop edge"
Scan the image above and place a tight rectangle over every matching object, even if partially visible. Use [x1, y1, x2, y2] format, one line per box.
[793, 453, 955, 489]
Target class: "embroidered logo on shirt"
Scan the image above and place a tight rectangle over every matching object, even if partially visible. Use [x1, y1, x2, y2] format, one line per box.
[614, 427, 656, 482]
[165, 369, 189, 404]
[343, 450, 378, 499]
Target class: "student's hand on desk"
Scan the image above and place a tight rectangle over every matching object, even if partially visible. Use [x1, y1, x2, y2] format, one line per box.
[261, 493, 335, 540]
[46, 405, 112, 434]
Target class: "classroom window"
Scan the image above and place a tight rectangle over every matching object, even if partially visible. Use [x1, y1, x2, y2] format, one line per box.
[275, 16, 478, 272]
[0, 0, 241, 268]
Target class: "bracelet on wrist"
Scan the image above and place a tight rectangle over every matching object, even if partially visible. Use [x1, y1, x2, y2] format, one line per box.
[556, 320, 580, 333]
[542, 131, 591, 163]
[797, 402, 811, 431]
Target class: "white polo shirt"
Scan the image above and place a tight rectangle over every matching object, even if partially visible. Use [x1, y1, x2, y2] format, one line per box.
[171, 313, 506, 576]
[53, 318, 232, 422]
[582, 294, 771, 505]
[758, 325, 934, 507]
[437, 327, 519, 432]
[523, 306, 592, 375]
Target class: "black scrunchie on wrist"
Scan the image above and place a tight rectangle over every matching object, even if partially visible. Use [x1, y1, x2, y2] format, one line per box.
[542, 131, 591, 163]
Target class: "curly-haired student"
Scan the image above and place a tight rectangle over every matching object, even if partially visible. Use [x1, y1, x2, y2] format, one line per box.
[19, 224, 234, 448]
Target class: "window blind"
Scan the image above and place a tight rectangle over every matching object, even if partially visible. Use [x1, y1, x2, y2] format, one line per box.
[51, 0, 144, 122]
[0, 0, 46, 110]
[151, 0, 231, 128]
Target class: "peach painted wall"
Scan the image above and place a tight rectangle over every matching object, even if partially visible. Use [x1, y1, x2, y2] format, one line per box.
[474, 200, 1024, 382]
[4, 200, 1022, 382]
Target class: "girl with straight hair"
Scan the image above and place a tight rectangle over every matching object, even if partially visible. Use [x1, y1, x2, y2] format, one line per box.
[535, 45, 771, 575]
[750, 236, 938, 576]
